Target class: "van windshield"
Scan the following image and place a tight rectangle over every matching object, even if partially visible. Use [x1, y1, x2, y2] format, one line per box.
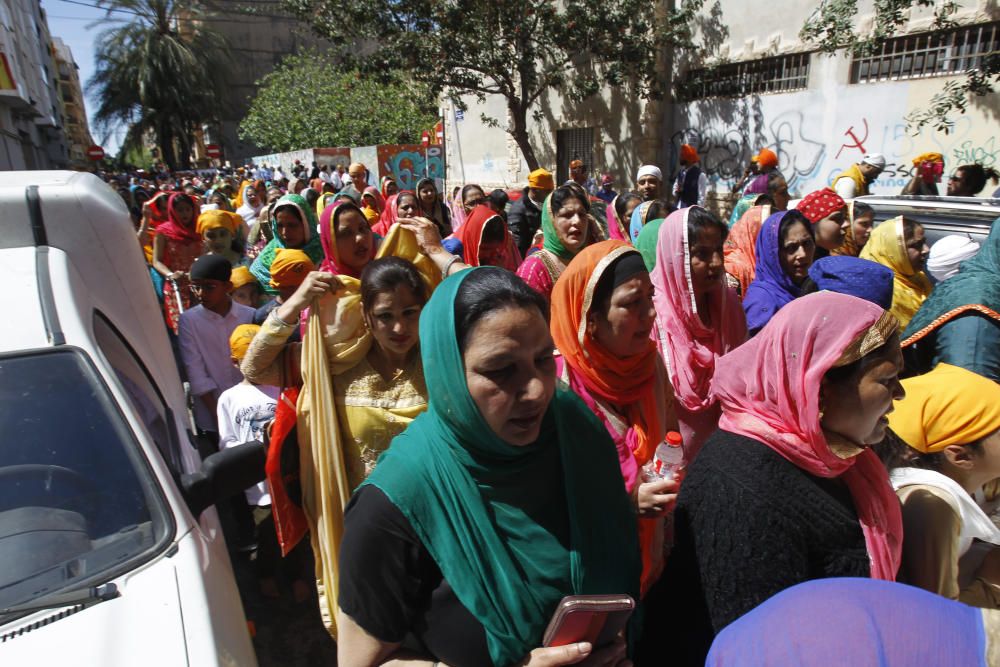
[0, 349, 170, 617]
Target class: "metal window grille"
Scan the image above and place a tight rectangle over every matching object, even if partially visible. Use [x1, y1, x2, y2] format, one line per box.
[850, 21, 1000, 84]
[556, 127, 594, 185]
[678, 53, 811, 101]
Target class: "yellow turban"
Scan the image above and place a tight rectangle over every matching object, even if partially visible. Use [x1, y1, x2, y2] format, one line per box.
[229, 324, 260, 362]
[230, 265, 258, 291]
[197, 209, 241, 236]
[911, 152, 943, 166]
[527, 168, 554, 190]
[888, 364, 1000, 453]
[269, 248, 315, 289]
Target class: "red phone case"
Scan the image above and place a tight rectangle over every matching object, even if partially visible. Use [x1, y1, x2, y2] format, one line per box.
[542, 594, 635, 648]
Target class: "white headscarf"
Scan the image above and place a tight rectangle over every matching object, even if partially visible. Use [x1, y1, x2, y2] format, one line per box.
[636, 165, 662, 182]
[927, 235, 981, 282]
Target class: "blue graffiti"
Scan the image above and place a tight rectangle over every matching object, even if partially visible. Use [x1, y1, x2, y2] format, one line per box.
[383, 148, 445, 191]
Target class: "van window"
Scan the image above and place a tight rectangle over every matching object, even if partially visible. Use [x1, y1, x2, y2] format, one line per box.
[0, 349, 171, 620]
[92, 312, 183, 476]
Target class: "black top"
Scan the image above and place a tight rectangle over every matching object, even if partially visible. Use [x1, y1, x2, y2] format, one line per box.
[507, 189, 542, 258]
[338, 485, 490, 666]
[637, 429, 870, 666]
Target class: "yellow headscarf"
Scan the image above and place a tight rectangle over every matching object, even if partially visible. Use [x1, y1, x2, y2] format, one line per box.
[889, 364, 1000, 453]
[196, 209, 242, 236]
[232, 180, 252, 209]
[860, 216, 932, 329]
[911, 152, 943, 166]
[228, 324, 261, 362]
[295, 223, 441, 637]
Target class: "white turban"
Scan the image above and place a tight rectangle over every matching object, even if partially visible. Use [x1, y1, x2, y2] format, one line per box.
[927, 235, 981, 282]
[636, 165, 662, 182]
[862, 153, 886, 169]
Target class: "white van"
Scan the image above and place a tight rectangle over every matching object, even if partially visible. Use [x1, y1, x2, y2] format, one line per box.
[0, 171, 259, 665]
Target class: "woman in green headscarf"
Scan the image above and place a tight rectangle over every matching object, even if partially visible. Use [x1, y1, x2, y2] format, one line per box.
[336, 267, 640, 667]
[249, 193, 325, 295]
[516, 185, 604, 302]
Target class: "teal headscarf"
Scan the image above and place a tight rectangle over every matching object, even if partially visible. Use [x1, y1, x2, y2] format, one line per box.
[903, 217, 1000, 343]
[362, 268, 640, 666]
[634, 218, 666, 272]
[249, 193, 324, 294]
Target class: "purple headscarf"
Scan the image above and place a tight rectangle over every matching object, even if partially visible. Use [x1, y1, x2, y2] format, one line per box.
[742, 211, 803, 333]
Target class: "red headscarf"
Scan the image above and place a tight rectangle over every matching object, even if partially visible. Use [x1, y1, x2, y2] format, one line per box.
[711, 292, 903, 580]
[372, 191, 419, 237]
[797, 188, 846, 224]
[456, 205, 521, 270]
[551, 240, 666, 467]
[155, 193, 200, 243]
[318, 201, 376, 278]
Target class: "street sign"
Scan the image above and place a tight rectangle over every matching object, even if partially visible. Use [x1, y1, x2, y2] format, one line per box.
[87, 145, 105, 161]
[205, 143, 222, 159]
[455, 109, 464, 122]
[421, 130, 430, 147]
[434, 121, 444, 145]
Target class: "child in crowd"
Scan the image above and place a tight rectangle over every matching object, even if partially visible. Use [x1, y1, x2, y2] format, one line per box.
[197, 209, 246, 268]
[178, 254, 255, 441]
[253, 248, 315, 343]
[217, 324, 308, 600]
[230, 266, 262, 308]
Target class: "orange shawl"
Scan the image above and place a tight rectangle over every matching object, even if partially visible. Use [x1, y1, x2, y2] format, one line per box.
[550, 240, 666, 467]
[724, 204, 771, 298]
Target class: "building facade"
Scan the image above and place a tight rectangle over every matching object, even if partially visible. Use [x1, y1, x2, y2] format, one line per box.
[51, 37, 93, 169]
[444, 0, 999, 202]
[0, 0, 69, 170]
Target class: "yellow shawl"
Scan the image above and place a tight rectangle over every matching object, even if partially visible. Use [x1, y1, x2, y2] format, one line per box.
[296, 223, 441, 637]
[860, 216, 932, 329]
[833, 163, 869, 197]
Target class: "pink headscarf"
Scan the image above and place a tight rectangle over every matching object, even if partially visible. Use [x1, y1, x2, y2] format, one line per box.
[710, 292, 903, 581]
[373, 193, 399, 237]
[651, 208, 746, 457]
[318, 200, 375, 278]
[606, 198, 628, 241]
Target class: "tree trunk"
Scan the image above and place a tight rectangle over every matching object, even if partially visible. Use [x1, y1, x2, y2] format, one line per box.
[508, 99, 539, 171]
[158, 120, 178, 171]
[177, 129, 192, 170]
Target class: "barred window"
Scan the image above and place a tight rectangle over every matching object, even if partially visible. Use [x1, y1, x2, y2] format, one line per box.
[851, 21, 999, 84]
[678, 53, 811, 100]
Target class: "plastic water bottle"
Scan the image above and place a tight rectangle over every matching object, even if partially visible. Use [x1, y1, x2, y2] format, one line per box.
[650, 432, 685, 482]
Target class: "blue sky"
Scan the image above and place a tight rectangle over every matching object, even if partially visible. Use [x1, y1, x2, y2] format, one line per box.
[42, 0, 126, 152]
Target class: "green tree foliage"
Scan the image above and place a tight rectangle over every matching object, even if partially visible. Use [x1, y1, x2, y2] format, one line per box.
[278, 0, 704, 169]
[238, 52, 438, 152]
[799, 0, 998, 133]
[87, 0, 233, 169]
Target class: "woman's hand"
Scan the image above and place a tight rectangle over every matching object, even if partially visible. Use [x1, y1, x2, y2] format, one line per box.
[278, 271, 340, 321]
[167, 270, 187, 281]
[636, 477, 679, 518]
[397, 217, 445, 255]
[519, 637, 630, 666]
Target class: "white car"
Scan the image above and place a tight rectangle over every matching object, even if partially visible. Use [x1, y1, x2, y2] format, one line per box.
[0, 171, 259, 665]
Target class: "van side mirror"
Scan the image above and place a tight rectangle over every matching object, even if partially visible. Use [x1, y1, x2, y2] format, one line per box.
[180, 441, 266, 517]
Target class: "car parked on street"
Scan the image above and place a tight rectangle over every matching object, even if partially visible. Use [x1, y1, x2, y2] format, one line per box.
[856, 194, 999, 246]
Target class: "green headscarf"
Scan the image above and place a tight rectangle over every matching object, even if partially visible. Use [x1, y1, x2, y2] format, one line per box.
[362, 267, 640, 666]
[634, 218, 666, 272]
[541, 191, 592, 261]
[249, 193, 325, 295]
[903, 217, 1000, 347]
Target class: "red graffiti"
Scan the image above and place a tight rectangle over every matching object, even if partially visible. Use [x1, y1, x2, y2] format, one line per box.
[836, 119, 869, 158]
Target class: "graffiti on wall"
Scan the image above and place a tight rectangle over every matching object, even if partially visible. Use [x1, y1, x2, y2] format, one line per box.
[377, 144, 445, 191]
[672, 84, 999, 197]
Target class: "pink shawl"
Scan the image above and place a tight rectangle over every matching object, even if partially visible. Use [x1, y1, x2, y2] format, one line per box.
[651, 208, 746, 457]
[710, 291, 903, 581]
[605, 198, 628, 241]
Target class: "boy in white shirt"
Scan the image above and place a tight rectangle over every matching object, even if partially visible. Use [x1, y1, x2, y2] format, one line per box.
[217, 324, 287, 597]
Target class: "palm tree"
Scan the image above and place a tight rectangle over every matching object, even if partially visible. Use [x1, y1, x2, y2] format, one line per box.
[87, 0, 233, 169]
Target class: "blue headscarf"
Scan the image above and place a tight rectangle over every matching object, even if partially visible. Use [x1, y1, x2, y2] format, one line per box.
[742, 211, 805, 333]
[707, 578, 990, 666]
[808, 256, 894, 310]
[629, 200, 654, 243]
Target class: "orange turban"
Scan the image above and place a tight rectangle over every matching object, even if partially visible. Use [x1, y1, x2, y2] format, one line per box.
[229, 324, 260, 362]
[911, 152, 943, 166]
[756, 148, 779, 170]
[269, 248, 315, 289]
[196, 209, 242, 236]
[680, 144, 699, 164]
[230, 266, 258, 291]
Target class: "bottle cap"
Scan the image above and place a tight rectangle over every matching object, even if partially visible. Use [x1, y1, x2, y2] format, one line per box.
[666, 431, 683, 447]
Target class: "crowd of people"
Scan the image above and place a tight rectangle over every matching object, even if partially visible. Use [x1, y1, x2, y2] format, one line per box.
[106, 146, 1000, 666]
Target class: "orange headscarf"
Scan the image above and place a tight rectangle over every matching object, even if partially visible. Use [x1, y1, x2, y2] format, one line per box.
[724, 204, 771, 298]
[551, 240, 665, 466]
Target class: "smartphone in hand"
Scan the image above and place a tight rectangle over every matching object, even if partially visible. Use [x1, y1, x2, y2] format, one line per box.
[542, 594, 635, 649]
